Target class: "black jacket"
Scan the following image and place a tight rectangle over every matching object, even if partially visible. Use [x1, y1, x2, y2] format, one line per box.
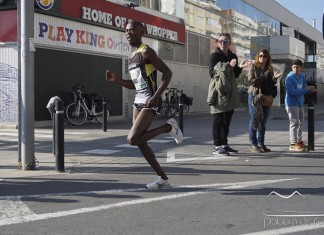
[208, 47, 243, 79]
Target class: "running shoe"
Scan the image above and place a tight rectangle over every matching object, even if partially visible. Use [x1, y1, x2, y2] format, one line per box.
[167, 118, 183, 144]
[146, 176, 171, 189]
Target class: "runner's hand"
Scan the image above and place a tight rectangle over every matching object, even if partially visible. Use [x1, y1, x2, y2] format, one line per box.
[106, 70, 118, 82]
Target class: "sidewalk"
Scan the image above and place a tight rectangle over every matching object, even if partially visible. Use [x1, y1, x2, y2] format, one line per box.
[1, 104, 323, 180]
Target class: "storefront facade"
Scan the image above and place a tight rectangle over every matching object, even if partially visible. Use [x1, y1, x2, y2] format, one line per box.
[1, 0, 323, 125]
[0, 0, 186, 124]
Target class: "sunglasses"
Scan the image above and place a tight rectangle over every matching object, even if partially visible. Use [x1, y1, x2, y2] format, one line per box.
[218, 40, 229, 45]
[259, 54, 268, 58]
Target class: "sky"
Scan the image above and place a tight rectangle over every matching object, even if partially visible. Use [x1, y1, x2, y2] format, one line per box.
[275, 0, 323, 32]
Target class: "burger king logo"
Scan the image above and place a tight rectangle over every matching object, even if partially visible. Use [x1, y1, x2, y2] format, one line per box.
[35, 0, 54, 11]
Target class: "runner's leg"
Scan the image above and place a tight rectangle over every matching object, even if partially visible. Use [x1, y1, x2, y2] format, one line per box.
[127, 108, 170, 180]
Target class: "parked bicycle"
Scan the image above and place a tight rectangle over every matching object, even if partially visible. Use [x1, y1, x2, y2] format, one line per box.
[64, 84, 110, 126]
[160, 87, 193, 118]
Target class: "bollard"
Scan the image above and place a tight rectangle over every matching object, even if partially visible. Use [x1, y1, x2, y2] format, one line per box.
[103, 97, 108, 132]
[178, 91, 184, 134]
[46, 96, 60, 156]
[54, 99, 65, 172]
[307, 93, 315, 151]
[53, 109, 56, 155]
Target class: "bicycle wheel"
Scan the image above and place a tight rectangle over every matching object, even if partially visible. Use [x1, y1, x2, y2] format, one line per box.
[94, 105, 110, 124]
[166, 97, 178, 118]
[65, 102, 88, 126]
[159, 100, 168, 118]
[175, 103, 190, 117]
[183, 104, 190, 116]
[165, 103, 177, 118]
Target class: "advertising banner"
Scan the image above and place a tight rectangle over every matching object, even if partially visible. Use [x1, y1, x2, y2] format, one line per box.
[60, 0, 185, 44]
[35, 13, 156, 56]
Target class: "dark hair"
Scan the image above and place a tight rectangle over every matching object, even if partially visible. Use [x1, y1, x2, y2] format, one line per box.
[292, 59, 303, 67]
[127, 20, 145, 31]
[219, 33, 231, 42]
[255, 48, 272, 70]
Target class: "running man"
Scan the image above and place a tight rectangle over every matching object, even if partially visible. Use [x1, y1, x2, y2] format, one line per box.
[105, 20, 183, 189]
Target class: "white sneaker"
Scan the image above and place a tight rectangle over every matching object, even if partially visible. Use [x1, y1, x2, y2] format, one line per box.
[146, 176, 171, 189]
[167, 118, 183, 144]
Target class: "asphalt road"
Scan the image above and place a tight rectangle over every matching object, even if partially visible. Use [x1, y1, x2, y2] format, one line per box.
[1, 108, 324, 235]
[1, 157, 324, 235]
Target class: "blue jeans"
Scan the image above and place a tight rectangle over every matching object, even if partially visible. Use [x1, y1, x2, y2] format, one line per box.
[248, 94, 271, 146]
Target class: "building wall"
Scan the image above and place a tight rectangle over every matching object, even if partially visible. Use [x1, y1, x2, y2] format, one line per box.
[0, 44, 18, 123]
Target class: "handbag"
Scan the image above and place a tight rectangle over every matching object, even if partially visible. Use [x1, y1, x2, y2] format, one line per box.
[258, 84, 273, 107]
[262, 95, 273, 107]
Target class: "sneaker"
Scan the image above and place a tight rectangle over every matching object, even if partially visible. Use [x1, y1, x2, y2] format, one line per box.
[213, 146, 229, 156]
[223, 145, 238, 153]
[250, 145, 264, 153]
[298, 141, 308, 149]
[259, 145, 271, 152]
[289, 143, 305, 152]
[167, 118, 183, 144]
[146, 176, 171, 189]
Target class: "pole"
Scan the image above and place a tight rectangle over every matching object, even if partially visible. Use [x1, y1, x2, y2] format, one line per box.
[20, 0, 35, 170]
[17, 0, 21, 164]
[307, 93, 315, 151]
[53, 110, 56, 155]
[178, 91, 184, 134]
[103, 97, 108, 132]
[55, 99, 65, 172]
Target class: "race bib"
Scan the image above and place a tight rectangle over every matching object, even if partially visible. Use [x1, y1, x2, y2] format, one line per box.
[130, 68, 147, 91]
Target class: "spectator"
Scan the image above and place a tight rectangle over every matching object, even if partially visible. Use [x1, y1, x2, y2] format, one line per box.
[247, 49, 282, 153]
[208, 33, 251, 155]
[285, 59, 316, 151]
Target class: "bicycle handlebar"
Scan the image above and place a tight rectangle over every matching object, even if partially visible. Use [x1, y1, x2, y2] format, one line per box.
[165, 87, 183, 97]
[71, 83, 85, 91]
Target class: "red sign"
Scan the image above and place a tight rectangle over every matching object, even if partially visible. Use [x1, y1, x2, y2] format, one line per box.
[60, 0, 185, 44]
[0, 10, 17, 42]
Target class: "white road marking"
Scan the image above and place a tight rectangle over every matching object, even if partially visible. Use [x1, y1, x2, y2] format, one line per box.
[242, 223, 324, 235]
[0, 129, 89, 135]
[166, 151, 236, 162]
[114, 144, 137, 148]
[81, 149, 121, 155]
[0, 178, 297, 227]
[148, 139, 173, 143]
[0, 198, 34, 220]
[0, 130, 89, 143]
[165, 136, 191, 140]
[114, 139, 173, 148]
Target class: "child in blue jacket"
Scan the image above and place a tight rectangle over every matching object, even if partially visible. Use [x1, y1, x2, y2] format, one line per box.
[285, 59, 317, 151]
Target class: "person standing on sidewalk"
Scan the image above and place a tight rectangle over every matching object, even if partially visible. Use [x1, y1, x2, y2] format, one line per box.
[105, 20, 183, 189]
[285, 59, 316, 151]
[247, 49, 282, 153]
[208, 33, 251, 155]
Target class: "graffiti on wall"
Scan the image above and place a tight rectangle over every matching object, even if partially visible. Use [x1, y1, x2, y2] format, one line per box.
[0, 62, 18, 122]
